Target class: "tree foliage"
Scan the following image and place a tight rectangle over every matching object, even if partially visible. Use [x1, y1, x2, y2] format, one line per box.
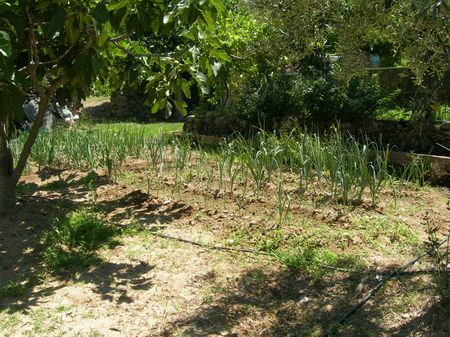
[248, 0, 450, 81]
[0, 0, 226, 211]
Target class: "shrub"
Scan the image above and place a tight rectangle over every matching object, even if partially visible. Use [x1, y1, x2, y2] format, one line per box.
[235, 73, 295, 127]
[290, 68, 344, 122]
[233, 64, 391, 127]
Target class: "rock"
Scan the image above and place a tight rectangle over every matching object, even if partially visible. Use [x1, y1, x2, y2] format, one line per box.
[440, 122, 450, 130]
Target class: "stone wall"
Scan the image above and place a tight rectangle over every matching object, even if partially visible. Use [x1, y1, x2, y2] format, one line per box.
[340, 120, 450, 156]
[110, 86, 184, 122]
[184, 111, 450, 156]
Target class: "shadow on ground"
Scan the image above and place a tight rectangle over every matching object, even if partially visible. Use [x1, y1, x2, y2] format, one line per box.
[161, 267, 449, 337]
[1, 169, 448, 336]
[0, 170, 174, 313]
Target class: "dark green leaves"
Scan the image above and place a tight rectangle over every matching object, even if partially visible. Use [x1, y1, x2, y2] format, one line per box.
[210, 48, 231, 63]
[210, 0, 225, 12]
[92, 3, 110, 29]
[0, 31, 11, 57]
[0, 82, 24, 121]
[48, 9, 67, 37]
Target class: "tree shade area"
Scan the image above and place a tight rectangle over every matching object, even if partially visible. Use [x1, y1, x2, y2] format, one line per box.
[0, 1, 449, 336]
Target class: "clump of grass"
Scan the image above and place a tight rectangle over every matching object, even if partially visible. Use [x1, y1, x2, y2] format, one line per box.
[0, 310, 21, 331]
[42, 210, 118, 273]
[352, 216, 418, 249]
[401, 155, 430, 187]
[275, 238, 363, 276]
[275, 172, 291, 226]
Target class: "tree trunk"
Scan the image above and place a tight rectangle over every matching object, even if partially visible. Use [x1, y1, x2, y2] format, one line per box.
[0, 175, 16, 215]
[0, 144, 16, 216]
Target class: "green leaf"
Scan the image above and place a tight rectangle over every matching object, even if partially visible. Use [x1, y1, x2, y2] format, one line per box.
[0, 31, 12, 57]
[181, 80, 191, 99]
[209, 0, 225, 12]
[194, 70, 206, 83]
[107, 1, 128, 11]
[92, 3, 109, 31]
[211, 61, 221, 76]
[163, 12, 171, 24]
[201, 9, 215, 28]
[0, 82, 24, 120]
[165, 100, 173, 116]
[174, 99, 187, 115]
[211, 49, 231, 63]
[91, 54, 103, 74]
[98, 24, 110, 46]
[151, 99, 161, 113]
[48, 9, 67, 36]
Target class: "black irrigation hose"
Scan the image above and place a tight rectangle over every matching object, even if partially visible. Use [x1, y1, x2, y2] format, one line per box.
[147, 228, 448, 336]
[149, 231, 268, 255]
[144, 229, 362, 272]
[320, 233, 450, 337]
[145, 229, 445, 275]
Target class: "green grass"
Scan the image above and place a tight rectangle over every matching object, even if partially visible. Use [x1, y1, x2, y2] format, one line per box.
[351, 215, 419, 250]
[275, 242, 363, 276]
[92, 122, 183, 137]
[42, 209, 119, 273]
[0, 276, 39, 300]
[0, 310, 21, 331]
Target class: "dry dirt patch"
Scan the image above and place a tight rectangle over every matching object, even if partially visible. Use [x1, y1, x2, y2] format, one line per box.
[0, 166, 449, 336]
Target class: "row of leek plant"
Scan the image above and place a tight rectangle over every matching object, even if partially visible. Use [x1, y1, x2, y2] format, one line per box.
[11, 126, 429, 209]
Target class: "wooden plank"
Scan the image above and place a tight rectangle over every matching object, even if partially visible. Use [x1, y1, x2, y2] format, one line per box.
[369, 150, 450, 171]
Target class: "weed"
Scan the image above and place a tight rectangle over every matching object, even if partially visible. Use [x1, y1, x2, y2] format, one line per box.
[42, 209, 118, 273]
[0, 276, 39, 300]
[275, 172, 291, 226]
[401, 155, 430, 187]
[0, 311, 20, 331]
[352, 216, 418, 250]
[275, 238, 362, 276]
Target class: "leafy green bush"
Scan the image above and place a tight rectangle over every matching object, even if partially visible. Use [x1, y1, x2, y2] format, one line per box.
[234, 65, 392, 126]
[235, 73, 295, 127]
[290, 69, 344, 123]
[43, 210, 118, 273]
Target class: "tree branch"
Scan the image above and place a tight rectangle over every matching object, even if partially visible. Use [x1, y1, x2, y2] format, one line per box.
[13, 22, 95, 184]
[109, 31, 135, 43]
[0, 122, 8, 153]
[26, 6, 45, 97]
[12, 94, 49, 184]
[110, 40, 172, 58]
[39, 43, 77, 66]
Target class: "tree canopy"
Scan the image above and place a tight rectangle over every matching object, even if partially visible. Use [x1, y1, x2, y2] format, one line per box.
[248, 0, 449, 81]
[0, 0, 227, 212]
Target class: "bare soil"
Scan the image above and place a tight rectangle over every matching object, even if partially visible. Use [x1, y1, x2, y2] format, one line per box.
[0, 160, 449, 337]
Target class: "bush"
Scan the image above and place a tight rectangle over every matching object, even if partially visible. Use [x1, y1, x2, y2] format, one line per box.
[290, 68, 344, 123]
[235, 73, 295, 127]
[233, 63, 393, 127]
